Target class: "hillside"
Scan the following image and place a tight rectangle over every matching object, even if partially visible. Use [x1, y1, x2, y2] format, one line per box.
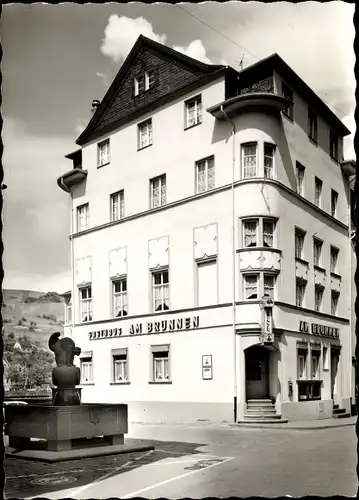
[2, 289, 66, 348]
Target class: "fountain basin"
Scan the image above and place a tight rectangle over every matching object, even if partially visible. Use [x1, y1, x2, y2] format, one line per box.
[5, 403, 128, 452]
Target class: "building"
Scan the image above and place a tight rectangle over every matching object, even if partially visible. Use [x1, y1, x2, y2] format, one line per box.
[58, 35, 356, 423]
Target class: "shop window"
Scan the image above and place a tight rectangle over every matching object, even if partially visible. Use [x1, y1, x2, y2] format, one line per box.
[323, 347, 329, 370]
[298, 380, 321, 401]
[297, 348, 308, 380]
[311, 349, 321, 379]
[151, 345, 170, 382]
[112, 349, 128, 383]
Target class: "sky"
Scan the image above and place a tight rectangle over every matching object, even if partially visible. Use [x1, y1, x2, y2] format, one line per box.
[1, 1, 356, 293]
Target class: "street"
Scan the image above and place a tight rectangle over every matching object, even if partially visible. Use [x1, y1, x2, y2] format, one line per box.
[5, 421, 357, 498]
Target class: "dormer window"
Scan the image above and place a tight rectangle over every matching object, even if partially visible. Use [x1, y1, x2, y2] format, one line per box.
[134, 70, 155, 96]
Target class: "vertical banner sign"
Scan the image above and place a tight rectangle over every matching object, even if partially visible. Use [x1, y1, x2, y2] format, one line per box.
[202, 355, 213, 380]
[260, 297, 274, 343]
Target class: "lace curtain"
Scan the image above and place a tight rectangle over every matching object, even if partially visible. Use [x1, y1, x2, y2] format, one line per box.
[263, 276, 274, 298]
[243, 145, 257, 178]
[244, 221, 257, 247]
[263, 221, 274, 247]
[245, 275, 258, 299]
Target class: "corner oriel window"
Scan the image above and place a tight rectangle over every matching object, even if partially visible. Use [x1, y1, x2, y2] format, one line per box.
[186, 95, 202, 128]
[98, 139, 110, 167]
[244, 274, 259, 300]
[150, 174, 166, 208]
[242, 143, 257, 178]
[80, 286, 92, 322]
[152, 270, 169, 311]
[112, 279, 128, 318]
[264, 143, 275, 179]
[263, 274, 275, 299]
[196, 156, 215, 193]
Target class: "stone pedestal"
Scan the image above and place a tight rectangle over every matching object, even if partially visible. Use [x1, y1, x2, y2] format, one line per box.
[52, 388, 82, 406]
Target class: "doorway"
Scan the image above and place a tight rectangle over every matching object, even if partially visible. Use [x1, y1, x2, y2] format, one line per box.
[245, 345, 270, 401]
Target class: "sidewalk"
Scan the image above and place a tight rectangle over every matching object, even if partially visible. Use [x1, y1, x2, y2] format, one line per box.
[230, 415, 357, 430]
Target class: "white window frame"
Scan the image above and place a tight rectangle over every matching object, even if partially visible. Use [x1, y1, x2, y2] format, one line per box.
[296, 162, 305, 196]
[186, 95, 202, 128]
[112, 349, 129, 383]
[313, 238, 323, 267]
[150, 174, 166, 208]
[295, 229, 305, 259]
[331, 189, 338, 217]
[330, 246, 339, 274]
[138, 119, 153, 149]
[298, 349, 308, 380]
[77, 204, 89, 232]
[314, 177, 322, 207]
[98, 139, 110, 167]
[314, 285, 324, 312]
[311, 350, 320, 379]
[263, 219, 275, 248]
[264, 143, 275, 179]
[152, 269, 170, 312]
[195, 156, 215, 194]
[243, 219, 258, 248]
[134, 70, 155, 96]
[296, 279, 306, 307]
[331, 290, 339, 315]
[79, 286, 92, 323]
[152, 345, 170, 382]
[263, 274, 276, 299]
[243, 273, 259, 300]
[241, 143, 258, 178]
[112, 278, 128, 318]
[110, 190, 125, 222]
[80, 354, 93, 384]
[308, 109, 318, 142]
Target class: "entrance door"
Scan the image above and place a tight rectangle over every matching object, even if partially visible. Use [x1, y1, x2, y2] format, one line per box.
[331, 349, 340, 400]
[245, 346, 270, 401]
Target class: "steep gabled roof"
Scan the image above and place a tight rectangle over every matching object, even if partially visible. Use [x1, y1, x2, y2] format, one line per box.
[238, 53, 350, 137]
[76, 35, 226, 146]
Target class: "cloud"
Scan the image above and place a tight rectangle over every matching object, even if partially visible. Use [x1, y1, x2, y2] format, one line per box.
[172, 40, 213, 64]
[3, 270, 72, 294]
[101, 15, 214, 65]
[101, 15, 167, 63]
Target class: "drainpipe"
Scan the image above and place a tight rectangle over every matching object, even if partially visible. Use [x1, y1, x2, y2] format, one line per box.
[70, 191, 76, 339]
[220, 105, 237, 423]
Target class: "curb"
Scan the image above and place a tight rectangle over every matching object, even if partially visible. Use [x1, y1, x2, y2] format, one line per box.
[229, 420, 356, 431]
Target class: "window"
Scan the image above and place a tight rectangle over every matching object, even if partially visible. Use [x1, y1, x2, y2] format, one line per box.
[323, 347, 329, 370]
[197, 260, 217, 307]
[314, 177, 322, 207]
[77, 204, 89, 232]
[152, 270, 169, 311]
[295, 229, 305, 259]
[80, 287, 92, 322]
[314, 285, 323, 312]
[244, 274, 259, 300]
[186, 95, 202, 128]
[98, 139, 110, 167]
[308, 109, 318, 142]
[313, 238, 323, 267]
[112, 279, 128, 318]
[330, 247, 339, 273]
[242, 143, 257, 178]
[111, 190, 124, 221]
[196, 156, 215, 193]
[296, 279, 306, 307]
[298, 348, 307, 380]
[243, 220, 258, 247]
[138, 119, 153, 149]
[80, 354, 93, 383]
[263, 219, 275, 247]
[311, 350, 320, 379]
[331, 189, 338, 217]
[64, 296, 72, 325]
[264, 143, 275, 179]
[330, 130, 338, 161]
[282, 83, 294, 119]
[152, 345, 170, 381]
[296, 162, 305, 196]
[263, 274, 275, 299]
[134, 70, 155, 96]
[112, 349, 128, 383]
[150, 175, 166, 208]
[331, 290, 339, 315]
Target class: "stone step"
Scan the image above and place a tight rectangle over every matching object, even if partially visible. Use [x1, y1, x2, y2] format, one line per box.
[247, 402, 275, 408]
[238, 418, 289, 425]
[333, 404, 339, 410]
[244, 414, 282, 420]
[247, 399, 273, 404]
[246, 408, 277, 414]
[333, 408, 346, 415]
[333, 412, 351, 419]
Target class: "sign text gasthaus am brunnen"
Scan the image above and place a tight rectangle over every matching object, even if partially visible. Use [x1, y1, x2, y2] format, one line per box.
[299, 321, 339, 339]
[88, 316, 200, 340]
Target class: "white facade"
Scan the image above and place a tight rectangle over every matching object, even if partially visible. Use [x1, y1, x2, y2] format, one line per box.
[60, 39, 355, 423]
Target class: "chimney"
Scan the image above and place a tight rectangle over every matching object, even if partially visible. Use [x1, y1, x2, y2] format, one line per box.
[91, 99, 100, 116]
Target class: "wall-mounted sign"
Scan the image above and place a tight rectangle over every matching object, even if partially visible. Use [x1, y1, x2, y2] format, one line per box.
[202, 355, 213, 380]
[89, 316, 200, 340]
[299, 321, 339, 339]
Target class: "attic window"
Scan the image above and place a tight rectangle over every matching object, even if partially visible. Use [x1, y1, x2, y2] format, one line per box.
[134, 70, 155, 96]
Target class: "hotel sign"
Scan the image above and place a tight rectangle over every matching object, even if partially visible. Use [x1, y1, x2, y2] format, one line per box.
[299, 321, 339, 339]
[88, 316, 200, 340]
